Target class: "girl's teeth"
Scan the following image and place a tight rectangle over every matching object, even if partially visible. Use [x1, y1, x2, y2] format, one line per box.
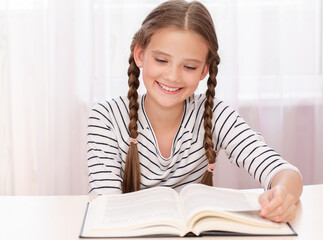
[158, 82, 180, 92]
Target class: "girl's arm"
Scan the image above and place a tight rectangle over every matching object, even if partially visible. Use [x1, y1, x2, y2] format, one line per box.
[87, 102, 123, 195]
[211, 100, 303, 222]
[258, 169, 303, 222]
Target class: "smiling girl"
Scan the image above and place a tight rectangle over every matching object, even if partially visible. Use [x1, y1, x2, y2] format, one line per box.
[87, 0, 303, 223]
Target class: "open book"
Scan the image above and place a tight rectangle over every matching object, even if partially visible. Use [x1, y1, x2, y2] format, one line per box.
[79, 184, 297, 238]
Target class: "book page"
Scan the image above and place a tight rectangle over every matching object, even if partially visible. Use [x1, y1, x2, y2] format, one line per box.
[179, 184, 262, 226]
[88, 187, 187, 232]
[192, 216, 294, 236]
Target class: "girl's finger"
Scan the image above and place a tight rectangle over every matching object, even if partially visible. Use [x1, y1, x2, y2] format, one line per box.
[260, 189, 285, 216]
[265, 193, 294, 219]
[267, 202, 297, 223]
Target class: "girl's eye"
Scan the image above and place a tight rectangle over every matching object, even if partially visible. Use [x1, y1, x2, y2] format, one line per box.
[155, 58, 167, 63]
[185, 66, 197, 70]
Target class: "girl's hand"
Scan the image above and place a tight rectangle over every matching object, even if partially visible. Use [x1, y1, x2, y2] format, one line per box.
[258, 185, 297, 222]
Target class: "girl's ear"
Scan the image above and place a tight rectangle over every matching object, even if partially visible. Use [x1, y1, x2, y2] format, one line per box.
[133, 44, 144, 68]
[200, 63, 210, 80]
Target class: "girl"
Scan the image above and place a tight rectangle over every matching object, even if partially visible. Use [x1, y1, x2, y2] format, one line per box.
[87, 0, 303, 223]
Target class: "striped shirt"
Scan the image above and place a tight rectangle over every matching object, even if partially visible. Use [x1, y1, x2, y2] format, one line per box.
[87, 93, 300, 194]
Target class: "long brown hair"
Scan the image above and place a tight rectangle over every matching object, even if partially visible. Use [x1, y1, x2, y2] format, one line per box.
[123, 0, 220, 193]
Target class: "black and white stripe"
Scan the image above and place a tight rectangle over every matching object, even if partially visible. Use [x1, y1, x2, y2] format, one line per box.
[87, 93, 300, 194]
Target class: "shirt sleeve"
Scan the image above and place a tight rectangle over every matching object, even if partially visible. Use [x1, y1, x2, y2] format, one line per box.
[216, 106, 301, 190]
[87, 103, 123, 195]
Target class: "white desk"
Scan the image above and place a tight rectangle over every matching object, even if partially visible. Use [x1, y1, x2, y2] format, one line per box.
[0, 184, 322, 240]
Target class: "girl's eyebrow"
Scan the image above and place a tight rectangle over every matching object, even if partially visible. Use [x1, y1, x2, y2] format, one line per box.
[152, 50, 202, 64]
[152, 50, 171, 57]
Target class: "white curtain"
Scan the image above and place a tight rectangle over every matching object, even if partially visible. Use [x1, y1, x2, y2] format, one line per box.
[0, 0, 322, 195]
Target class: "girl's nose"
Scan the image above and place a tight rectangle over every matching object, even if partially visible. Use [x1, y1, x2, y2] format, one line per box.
[164, 65, 181, 83]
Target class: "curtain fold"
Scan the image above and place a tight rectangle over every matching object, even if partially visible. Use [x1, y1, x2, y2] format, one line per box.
[0, 0, 322, 195]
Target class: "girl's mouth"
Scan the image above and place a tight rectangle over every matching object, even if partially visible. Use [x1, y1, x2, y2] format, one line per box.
[156, 81, 183, 93]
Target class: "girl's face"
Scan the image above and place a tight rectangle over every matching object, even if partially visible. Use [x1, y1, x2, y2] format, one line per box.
[134, 27, 209, 111]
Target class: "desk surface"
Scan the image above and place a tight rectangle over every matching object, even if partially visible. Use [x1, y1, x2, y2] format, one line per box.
[0, 184, 322, 240]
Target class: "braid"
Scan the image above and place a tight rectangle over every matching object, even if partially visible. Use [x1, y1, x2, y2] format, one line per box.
[122, 50, 141, 193]
[200, 58, 219, 186]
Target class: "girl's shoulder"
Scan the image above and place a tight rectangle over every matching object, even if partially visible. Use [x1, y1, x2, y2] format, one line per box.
[89, 95, 144, 121]
[93, 95, 128, 107]
[91, 95, 144, 111]
[191, 92, 222, 102]
[188, 93, 227, 112]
